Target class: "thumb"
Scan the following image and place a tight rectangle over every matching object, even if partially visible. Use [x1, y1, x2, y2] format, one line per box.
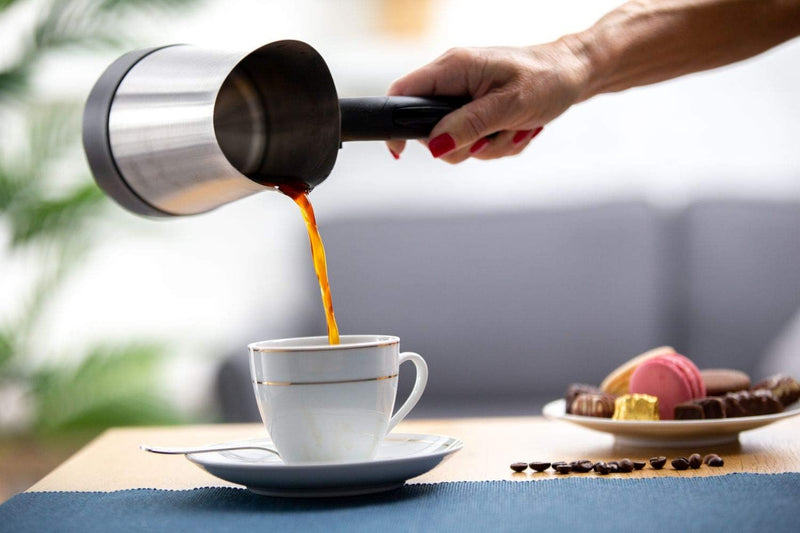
[426, 94, 508, 158]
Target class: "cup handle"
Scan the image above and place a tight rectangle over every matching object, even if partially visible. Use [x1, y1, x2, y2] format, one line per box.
[387, 351, 428, 433]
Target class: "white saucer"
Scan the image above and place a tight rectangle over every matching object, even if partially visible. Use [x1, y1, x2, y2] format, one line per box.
[186, 433, 463, 497]
[543, 398, 800, 447]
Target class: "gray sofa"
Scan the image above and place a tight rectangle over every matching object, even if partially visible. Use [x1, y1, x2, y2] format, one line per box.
[216, 200, 800, 420]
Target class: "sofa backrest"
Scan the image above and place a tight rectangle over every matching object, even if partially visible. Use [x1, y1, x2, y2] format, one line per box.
[680, 201, 800, 377]
[317, 202, 676, 403]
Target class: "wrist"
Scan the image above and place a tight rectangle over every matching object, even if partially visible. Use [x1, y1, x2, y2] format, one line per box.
[559, 1, 641, 102]
[558, 28, 611, 103]
[556, 33, 594, 103]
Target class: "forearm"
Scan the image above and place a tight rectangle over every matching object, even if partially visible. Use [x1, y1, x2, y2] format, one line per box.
[564, 0, 800, 101]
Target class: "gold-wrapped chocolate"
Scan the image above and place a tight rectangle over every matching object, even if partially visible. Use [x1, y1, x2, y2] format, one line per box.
[612, 394, 660, 421]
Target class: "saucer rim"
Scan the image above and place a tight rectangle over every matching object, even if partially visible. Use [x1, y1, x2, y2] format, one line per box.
[185, 432, 463, 469]
[184, 432, 463, 497]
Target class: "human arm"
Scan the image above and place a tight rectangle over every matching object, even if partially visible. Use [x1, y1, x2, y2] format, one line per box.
[386, 0, 800, 163]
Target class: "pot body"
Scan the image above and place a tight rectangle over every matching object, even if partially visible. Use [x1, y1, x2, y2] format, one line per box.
[83, 41, 340, 216]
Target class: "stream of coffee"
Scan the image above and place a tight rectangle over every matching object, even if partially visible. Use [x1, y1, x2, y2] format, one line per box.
[279, 185, 340, 345]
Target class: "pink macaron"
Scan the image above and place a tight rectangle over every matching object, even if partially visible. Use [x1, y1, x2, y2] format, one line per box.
[629, 353, 706, 420]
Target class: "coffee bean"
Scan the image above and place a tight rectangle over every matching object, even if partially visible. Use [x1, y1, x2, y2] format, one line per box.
[702, 453, 723, 465]
[671, 457, 690, 470]
[650, 456, 667, 469]
[595, 462, 611, 475]
[551, 461, 568, 471]
[529, 461, 551, 472]
[707, 456, 724, 467]
[618, 458, 635, 473]
[689, 453, 702, 469]
[510, 462, 528, 472]
[555, 464, 572, 474]
[633, 461, 646, 470]
[572, 461, 594, 473]
[608, 463, 619, 473]
[607, 461, 619, 467]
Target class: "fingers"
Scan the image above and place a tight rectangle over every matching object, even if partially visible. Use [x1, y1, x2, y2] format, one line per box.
[388, 126, 544, 163]
[437, 126, 544, 164]
[425, 94, 509, 159]
[387, 49, 475, 98]
[385, 59, 468, 160]
[386, 140, 406, 159]
[472, 126, 543, 160]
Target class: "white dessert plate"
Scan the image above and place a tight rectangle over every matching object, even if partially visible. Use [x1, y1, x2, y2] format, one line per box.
[543, 398, 800, 447]
[186, 432, 463, 497]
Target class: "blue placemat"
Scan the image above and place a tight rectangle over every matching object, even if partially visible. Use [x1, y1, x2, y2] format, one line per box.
[1, 473, 798, 533]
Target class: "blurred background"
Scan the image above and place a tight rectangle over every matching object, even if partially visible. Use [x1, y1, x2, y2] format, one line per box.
[1, 0, 799, 500]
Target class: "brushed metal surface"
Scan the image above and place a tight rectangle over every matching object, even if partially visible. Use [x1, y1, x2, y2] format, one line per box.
[108, 46, 267, 215]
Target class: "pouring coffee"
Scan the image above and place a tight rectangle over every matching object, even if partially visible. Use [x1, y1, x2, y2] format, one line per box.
[82, 40, 464, 217]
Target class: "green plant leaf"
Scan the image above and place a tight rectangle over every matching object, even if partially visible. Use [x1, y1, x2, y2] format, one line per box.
[26, 102, 83, 169]
[9, 181, 105, 246]
[0, 64, 30, 101]
[0, 329, 14, 371]
[31, 343, 185, 434]
[34, 0, 123, 52]
[33, 0, 203, 54]
[98, 0, 201, 11]
[0, 0, 25, 9]
[0, 163, 23, 211]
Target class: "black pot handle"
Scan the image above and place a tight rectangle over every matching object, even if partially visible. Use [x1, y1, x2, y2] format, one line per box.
[339, 96, 468, 142]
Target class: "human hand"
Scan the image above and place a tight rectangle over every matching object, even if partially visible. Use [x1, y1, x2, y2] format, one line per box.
[386, 39, 588, 163]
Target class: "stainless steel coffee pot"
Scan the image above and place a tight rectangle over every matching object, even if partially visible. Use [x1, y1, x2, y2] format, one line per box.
[82, 40, 462, 217]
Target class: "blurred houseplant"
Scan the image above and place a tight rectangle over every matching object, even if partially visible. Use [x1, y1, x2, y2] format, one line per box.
[0, 0, 201, 453]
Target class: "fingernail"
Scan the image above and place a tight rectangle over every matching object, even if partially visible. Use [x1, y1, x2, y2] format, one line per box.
[469, 137, 490, 154]
[428, 133, 456, 158]
[389, 148, 400, 160]
[531, 126, 544, 140]
[512, 130, 533, 144]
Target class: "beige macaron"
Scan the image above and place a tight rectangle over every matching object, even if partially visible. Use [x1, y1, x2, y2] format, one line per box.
[600, 346, 676, 396]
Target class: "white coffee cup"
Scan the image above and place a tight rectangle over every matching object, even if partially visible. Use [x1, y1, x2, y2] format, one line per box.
[248, 335, 428, 464]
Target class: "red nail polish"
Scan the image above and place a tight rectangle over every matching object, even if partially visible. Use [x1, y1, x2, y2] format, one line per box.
[389, 148, 400, 160]
[469, 137, 490, 154]
[530, 126, 544, 140]
[428, 133, 456, 158]
[512, 130, 533, 144]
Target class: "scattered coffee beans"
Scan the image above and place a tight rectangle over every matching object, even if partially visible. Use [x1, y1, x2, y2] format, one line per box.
[688, 453, 702, 469]
[671, 457, 691, 470]
[595, 462, 611, 475]
[555, 464, 572, 474]
[510, 462, 528, 472]
[618, 458, 635, 473]
[511, 453, 724, 476]
[571, 460, 594, 473]
[529, 461, 551, 472]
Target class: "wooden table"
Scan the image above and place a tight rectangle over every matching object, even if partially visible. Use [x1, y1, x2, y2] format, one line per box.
[28, 415, 800, 492]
